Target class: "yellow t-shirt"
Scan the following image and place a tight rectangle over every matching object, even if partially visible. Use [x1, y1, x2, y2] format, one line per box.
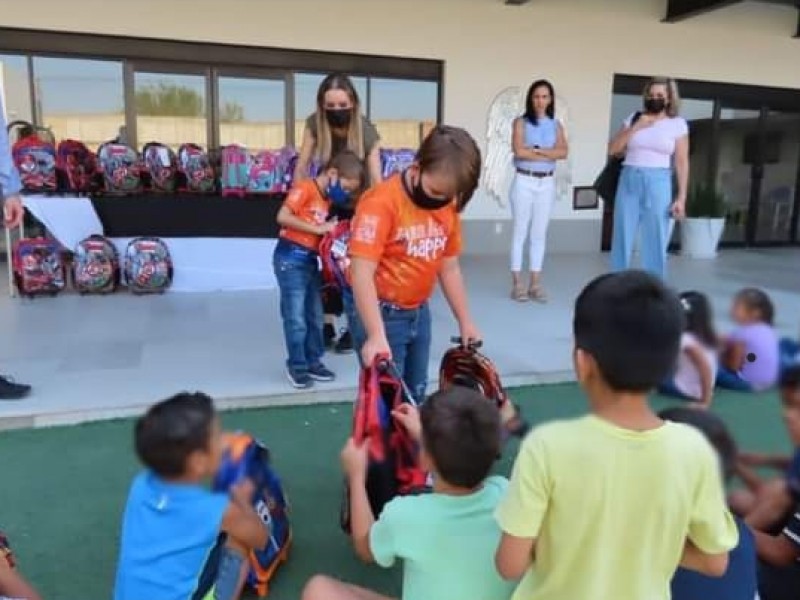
[496, 415, 739, 600]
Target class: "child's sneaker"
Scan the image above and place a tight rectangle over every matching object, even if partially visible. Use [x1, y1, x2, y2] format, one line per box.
[286, 367, 313, 389]
[309, 364, 336, 382]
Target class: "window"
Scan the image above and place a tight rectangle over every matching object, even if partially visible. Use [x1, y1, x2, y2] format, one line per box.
[134, 70, 207, 149]
[218, 76, 285, 148]
[0, 54, 32, 123]
[33, 57, 123, 149]
[293, 73, 368, 144]
[369, 78, 438, 148]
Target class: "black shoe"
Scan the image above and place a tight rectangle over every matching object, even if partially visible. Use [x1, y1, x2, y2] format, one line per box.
[285, 367, 313, 390]
[309, 363, 336, 382]
[323, 324, 336, 350]
[335, 329, 354, 354]
[0, 376, 31, 400]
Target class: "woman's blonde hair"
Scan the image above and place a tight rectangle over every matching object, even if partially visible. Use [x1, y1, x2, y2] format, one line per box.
[642, 77, 681, 118]
[314, 73, 365, 163]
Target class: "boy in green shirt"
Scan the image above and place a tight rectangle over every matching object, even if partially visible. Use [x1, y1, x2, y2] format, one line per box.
[302, 386, 515, 600]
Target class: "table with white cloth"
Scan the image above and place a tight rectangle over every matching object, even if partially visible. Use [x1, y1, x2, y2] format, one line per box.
[6, 193, 284, 295]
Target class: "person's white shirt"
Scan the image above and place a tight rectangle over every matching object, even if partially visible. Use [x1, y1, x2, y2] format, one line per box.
[673, 332, 718, 400]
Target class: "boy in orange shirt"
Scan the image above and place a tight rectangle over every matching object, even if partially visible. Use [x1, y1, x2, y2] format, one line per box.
[274, 151, 365, 389]
[346, 125, 482, 401]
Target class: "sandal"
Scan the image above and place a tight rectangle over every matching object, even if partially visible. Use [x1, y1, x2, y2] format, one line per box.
[528, 286, 548, 303]
[511, 286, 528, 302]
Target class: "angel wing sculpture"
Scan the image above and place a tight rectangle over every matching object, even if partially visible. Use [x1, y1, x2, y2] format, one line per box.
[553, 94, 573, 204]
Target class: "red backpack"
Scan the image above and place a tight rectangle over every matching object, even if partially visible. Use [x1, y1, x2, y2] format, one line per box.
[340, 358, 429, 533]
[57, 140, 99, 193]
[319, 219, 352, 291]
[9, 121, 57, 193]
[439, 338, 529, 444]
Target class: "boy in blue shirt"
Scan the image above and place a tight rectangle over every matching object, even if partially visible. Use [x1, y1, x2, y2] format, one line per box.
[114, 392, 267, 600]
[302, 386, 515, 600]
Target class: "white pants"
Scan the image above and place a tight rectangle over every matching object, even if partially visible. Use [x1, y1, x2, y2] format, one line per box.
[509, 174, 556, 272]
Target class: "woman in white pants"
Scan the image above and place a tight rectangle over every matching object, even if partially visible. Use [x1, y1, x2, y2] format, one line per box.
[509, 79, 568, 302]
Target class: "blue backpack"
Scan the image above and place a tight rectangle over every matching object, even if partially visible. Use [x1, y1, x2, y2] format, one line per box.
[212, 432, 291, 597]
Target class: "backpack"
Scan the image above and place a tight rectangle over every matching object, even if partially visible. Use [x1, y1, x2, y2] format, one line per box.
[248, 150, 290, 194]
[319, 219, 352, 291]
[213, 432, 291, 597]
[56, 140, 99, 193]
[340, 358, 429, 533]
[9, 121, 57, 193]
[123, 237, 173, 294]
[380, 148, 417, 180]
[142, 142, 178, 193]
[439, 338, 529, 444]
[177, 143, 216, 193]
[73, 235, 120, 295]
[12, 237, 65, 297]
[220, 144, 250, 197]
[97, 143, 142, 194]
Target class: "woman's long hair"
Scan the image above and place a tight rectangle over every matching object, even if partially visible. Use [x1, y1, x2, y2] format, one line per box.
[522, 79, 555, 126]
[314, 73, 365, 162]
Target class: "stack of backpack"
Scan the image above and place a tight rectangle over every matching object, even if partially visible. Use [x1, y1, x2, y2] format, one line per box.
[220, 144, 297, 197]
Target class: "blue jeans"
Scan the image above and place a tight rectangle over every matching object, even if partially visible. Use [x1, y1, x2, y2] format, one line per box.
[611, 166, 673, 279]
[716, 367, 753, 392]
[344, 289, 432, 403]
[273, 240, 325, 373]
[780, 338, 800, 374]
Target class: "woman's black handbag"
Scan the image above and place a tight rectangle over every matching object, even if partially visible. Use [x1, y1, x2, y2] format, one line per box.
[593, 111, 642, 208]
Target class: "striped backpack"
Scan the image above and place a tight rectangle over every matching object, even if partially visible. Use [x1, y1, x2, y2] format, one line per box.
[220, 145, 250, 197]
[73, 235, 120, 295]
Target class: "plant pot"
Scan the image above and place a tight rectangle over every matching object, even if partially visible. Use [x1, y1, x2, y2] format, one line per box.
[680, 217, 725, 259]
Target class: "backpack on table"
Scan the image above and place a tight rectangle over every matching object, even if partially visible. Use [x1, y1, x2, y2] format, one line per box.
[123, 237, 173, 294]
[142, 142, 178, 193]
[213, 432, 291, 597]
[57, 139, 99, 193]
[73, 235, 120, 295]
[12, 237, 66, 298]
[380, 148, 417, 180]
[340, 357, 429, 533]
[177, 143, 216, 193]
[97, 142, 142, 194]
[9, 121, 57, 193]
[220, 144, 250, 197]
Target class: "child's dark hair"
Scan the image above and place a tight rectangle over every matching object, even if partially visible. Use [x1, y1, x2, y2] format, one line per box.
[781, 364, 800, 391]
[326, 150, 366, 189]
[135, 392, 216, 478]
[734, 287, 775, 325]
[420, 387, 500, 489]
[679, 290, 717, 347]
[659, 407, 738, 482]
[574, 271, 684, 392]
[415, 125, 482, 212]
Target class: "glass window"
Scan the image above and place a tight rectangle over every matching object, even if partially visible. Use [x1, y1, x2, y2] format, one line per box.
[218, 76, 285, 148]
[33, 57, 123, 150]
[293, 73, 367, 144]
[369, 78, 438, 148]
[135, 71, 207, 149]
[756, 111, 800, 243]
[0, 54, 32, 124]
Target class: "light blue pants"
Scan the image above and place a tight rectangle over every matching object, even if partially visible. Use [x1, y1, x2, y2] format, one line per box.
[610, 166, 672, 279]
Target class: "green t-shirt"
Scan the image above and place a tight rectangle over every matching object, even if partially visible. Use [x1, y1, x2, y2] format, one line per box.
[369, 475, 516, 600]
[304, 113, 380, 159]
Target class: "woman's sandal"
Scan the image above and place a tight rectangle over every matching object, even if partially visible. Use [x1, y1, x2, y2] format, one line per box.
[528, 286, 548, 303]
[511, 286, 528, 302]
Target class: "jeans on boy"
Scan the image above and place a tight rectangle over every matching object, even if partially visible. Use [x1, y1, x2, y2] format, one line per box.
[273, 240, 325, 374]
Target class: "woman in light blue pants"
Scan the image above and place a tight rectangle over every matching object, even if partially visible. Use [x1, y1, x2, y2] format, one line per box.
[608, 76, 690, 280]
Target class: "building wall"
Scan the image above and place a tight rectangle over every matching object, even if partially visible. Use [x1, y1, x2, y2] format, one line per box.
[1, 0, 798, 253]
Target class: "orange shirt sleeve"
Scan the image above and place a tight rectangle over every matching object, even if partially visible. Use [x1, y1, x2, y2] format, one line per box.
[348, 189, 395, 262]
[443, 211, 463, 257]
[283, 181, 312, 215]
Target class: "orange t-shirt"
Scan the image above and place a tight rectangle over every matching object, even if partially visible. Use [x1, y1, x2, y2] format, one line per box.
[279, 179, 331, 251]
[348, 174, 462, 309]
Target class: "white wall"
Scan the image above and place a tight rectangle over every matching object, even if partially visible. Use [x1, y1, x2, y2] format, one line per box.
[0, 0, 798, 222]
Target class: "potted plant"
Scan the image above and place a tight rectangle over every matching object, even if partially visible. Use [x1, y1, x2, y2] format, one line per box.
[680, 182, 726, 259]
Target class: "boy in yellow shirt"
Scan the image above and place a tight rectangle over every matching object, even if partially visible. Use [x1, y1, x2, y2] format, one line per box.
[495, 270, 739, 600]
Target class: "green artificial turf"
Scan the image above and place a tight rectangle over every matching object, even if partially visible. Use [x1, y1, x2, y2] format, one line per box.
[0, 384, 789, 600]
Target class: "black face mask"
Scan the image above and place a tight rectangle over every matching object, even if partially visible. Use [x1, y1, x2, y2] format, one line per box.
[644, 98, 667, 114]
[404, 169, 452, 211]
[325, 109, 351, 128]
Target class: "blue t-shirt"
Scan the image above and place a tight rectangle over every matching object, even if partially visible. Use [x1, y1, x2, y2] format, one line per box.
[114, 471, 230, 600]
[670, 517, 756, 600]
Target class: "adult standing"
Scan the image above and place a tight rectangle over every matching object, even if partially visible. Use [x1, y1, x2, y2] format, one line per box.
[0, 90, 32, 400]
[608, 76, 689, 279]
[509, 79, 568, 303]
[293, 73, 382, 354]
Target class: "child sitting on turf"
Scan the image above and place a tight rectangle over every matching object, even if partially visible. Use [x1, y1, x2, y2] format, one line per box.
[731, 365, 800, 532]
[658, 290, 719, 407]
[495, 270, 739, 600]
[0, 532, 41, 600]
[661, 407, 757, 600]
[274, 150, 365, 390]
[302, 386, 516, 600]
[718, 287, 779, 392]
[113, 392, 268, 600]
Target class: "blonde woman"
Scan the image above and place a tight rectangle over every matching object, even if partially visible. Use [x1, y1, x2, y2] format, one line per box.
[608, 77, 689, 280]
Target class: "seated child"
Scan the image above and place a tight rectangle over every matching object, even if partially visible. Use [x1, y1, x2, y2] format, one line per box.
[661, 407, 757, 600]
[495, 270, 738, 600]
[659, 291, 719, 407]
[302, 386, 516, 600]
[0, 532, 41, 600]
[274, 150, 365, 389]
[731, 365, 800, 532]
[114, 392, 268, 600]
[718, 287, 779, 392]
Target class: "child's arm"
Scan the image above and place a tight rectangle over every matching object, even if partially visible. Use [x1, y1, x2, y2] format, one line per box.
[341, 438, 375, 563]
[722, 340, 746, 372]
[679, 539, 729, 576]
[738, 452, 790, 470]
[496, 534, 536, 580]
[754, 529, 800, 566]
[221, 479, 269, 551]
[0, 556, 41, 600]
[684, 345, 714, 406]
[276, 205, 334, 236]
